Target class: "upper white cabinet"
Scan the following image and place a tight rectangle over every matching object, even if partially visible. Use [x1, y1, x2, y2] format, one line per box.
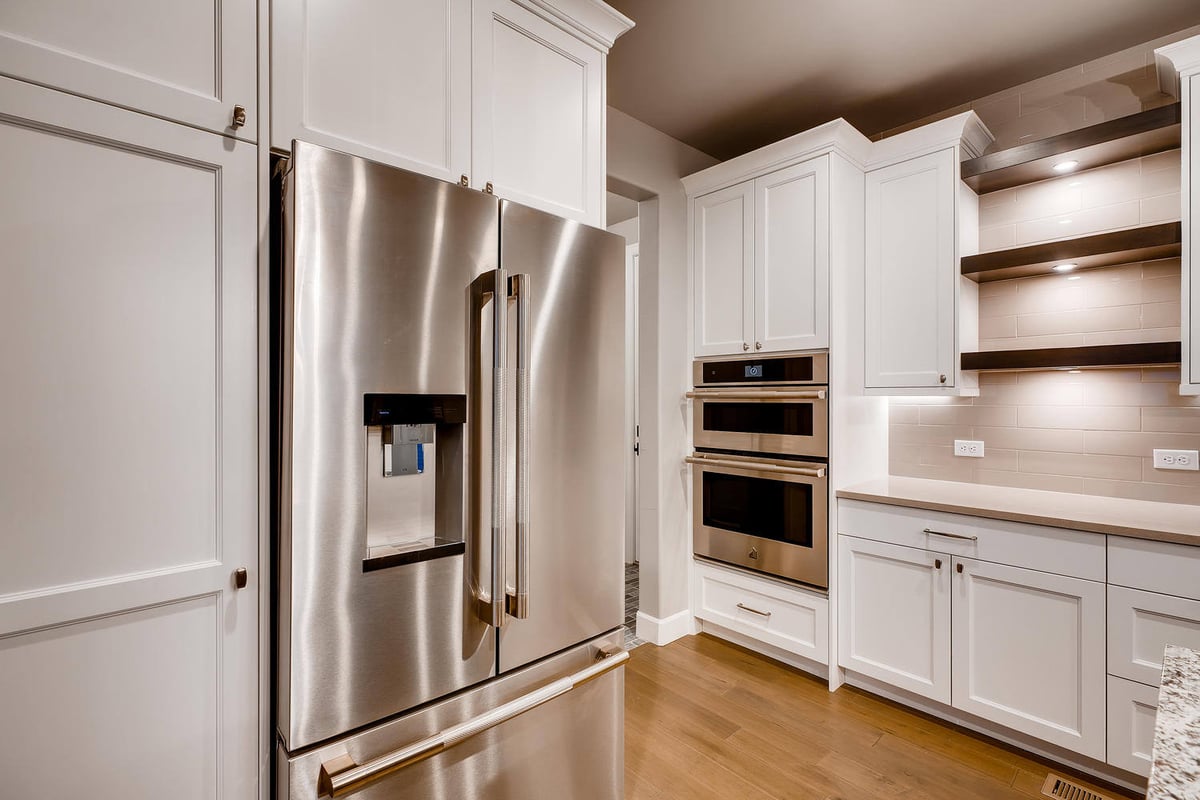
[272, 0, 472, 183]
[951, 557, 1106, 760]
[693, 181, 755, 355]
[0, 77, 258, 798]
[689, 151, 842, 357]
[272, 0, 629, 225]
[1156, 37, 1200, 396]
[0, 0, 256, 140]
[863, 113, 991, 395]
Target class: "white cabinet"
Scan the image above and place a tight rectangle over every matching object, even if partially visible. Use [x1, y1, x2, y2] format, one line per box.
[0, 77, 258, 798]
[272, 0, 623, 225]
[755, 158, 830, 352]
[1107, 676, 1160, 778]
[272, 0, 472, 183]
[838, 536, 951, 703]
[1108, 585, 1200, 687]
[0, 0, 256, 139]
[473, 0, 605, 224]
[693, 181, 755, 355]
[950, 557, 1106, 759]
[692, 156, 831, 356]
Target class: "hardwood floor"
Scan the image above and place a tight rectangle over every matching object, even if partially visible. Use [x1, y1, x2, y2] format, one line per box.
[624, 634, 1142, 800]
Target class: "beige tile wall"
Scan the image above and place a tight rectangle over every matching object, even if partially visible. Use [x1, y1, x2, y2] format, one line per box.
[885, 26, 1200, 505]
[889, 369, 1200, 504]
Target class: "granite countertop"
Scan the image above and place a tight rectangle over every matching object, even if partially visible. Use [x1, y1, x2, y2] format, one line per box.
[836, 476, 1200, 546]
[1148, 645, 1200, 800]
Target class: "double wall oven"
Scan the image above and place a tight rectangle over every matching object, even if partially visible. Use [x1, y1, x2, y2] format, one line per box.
[688, 352, 829, 589]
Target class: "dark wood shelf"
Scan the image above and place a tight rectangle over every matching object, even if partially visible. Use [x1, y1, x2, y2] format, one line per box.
[960, 222, 1181, 282]
[961, 103, 1181, 194]
[961, 342, 1181, 372]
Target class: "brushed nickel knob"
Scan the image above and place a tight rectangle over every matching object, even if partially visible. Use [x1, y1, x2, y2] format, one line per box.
[459, 174, 469, 186]
[484, 182, 494, 194]
[748, 547, 759, 560]
[939, 373, 948, 384]
[231, 105, 247, 130]
[743, 342, 750, 351]
[755, 342, 763, 350]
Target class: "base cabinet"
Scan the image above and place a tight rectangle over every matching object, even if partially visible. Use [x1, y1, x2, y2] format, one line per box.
[950, 557, 1106, 760]
[1106, 676, 1160, 778]
[838, 536, 950, 703]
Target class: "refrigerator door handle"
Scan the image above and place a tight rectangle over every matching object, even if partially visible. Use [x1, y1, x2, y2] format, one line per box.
[316, 647, 629, 798]
[469, 269, 508, 628]
[506, 273, 531, 619]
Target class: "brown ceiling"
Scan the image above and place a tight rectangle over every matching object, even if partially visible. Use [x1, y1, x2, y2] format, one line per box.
[606, 0, 1200, 160]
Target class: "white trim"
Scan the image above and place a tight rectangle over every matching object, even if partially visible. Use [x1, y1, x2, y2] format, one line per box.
[635, 608, 693, 646]
[1156, 35, 1200, 96]
[867, 110, 994, 169]
[513, 0, 634, 51]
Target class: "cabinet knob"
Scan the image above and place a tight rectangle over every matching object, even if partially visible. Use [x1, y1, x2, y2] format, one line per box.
[748, 547, 759, 560]
[230, 105, 247, 130]
[934, 559, 942, 570]
[743, 342, 750, 351]
[956, 563, 964, 574]
[459, 174, 469, 187]
[484, 182, 494, 195]
[939, 374, 948, 384]
[755, 342, 763, 350]
[234, 567, 248, 589]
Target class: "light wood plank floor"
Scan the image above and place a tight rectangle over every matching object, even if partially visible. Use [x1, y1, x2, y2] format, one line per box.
[624, 634, 1142, 800]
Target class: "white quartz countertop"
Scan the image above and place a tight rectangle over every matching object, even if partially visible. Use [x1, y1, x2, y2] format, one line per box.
[836, 477, 1200, 546]
[1148, 645, 1200, 800]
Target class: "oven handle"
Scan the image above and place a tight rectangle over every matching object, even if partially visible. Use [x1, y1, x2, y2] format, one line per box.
[684, 455, 825, 478]
[685, 389, 826, 400]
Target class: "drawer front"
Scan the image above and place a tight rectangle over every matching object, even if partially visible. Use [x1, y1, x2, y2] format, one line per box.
[1109, 537, 1200, 602]
[1108, 585, 1200, 686]
[1106, 675, 1160, 778]
[838, 500, 1105, 580]
[694, 560, 828, 664]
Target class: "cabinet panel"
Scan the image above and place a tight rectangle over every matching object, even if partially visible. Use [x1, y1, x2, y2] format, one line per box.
[1106, 675, 1159, 778]
[1188, 73, 1199, 391]
[754, 157, 829, 352]
[865, 148, 956, 389]
[951, 557, 1105, 759]
[0, 77, 257, 797]
[272, 0, 470, 182]
[693, 182, 755, 356]
[1109, 536, 1200, 602]
[1108, 585, 1200, 687]
[473, 0, 603, 224]
[839, 536, 951, 703]
[0, 0, 255, 139]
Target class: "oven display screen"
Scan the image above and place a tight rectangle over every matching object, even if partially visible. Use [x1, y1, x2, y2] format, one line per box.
[702, 472, 813, 548]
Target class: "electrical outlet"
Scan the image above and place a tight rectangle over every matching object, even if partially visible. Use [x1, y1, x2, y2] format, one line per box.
[1153, 449, 1200, 471]
[954, 440, 985, 458]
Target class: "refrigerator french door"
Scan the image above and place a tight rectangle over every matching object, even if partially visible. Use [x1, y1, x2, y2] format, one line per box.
[276, 142, 625, 799]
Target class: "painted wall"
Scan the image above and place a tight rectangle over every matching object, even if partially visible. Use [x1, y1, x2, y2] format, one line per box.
[606, 108, 717, 634]
[886, 30, 1200, 505]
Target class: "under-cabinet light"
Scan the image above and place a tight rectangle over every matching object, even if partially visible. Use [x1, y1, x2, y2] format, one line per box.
[1053, 160, 1080, 173]
[1052, 263, 1078, 273]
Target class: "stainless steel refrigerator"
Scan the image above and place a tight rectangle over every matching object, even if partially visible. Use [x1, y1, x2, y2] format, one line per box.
[274, 142, 627, 800]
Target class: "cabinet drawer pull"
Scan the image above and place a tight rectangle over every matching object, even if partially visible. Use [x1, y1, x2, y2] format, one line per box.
[923, 527, 978, 541]
[736, 602, 772, 618]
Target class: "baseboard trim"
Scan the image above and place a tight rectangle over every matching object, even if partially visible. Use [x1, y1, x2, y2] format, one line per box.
[635, 609, 692, 646]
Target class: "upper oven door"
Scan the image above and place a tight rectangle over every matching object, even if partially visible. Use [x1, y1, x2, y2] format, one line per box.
[690, 388, 828, 458]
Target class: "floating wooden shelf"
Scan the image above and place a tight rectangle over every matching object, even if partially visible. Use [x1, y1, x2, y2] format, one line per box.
[960, 222, 1182, 282]
[961, 103, 1181, 194]
[961, 342, 1181, 372]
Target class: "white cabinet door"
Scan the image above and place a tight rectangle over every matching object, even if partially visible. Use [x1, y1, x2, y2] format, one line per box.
[838, 536, 951, 703]
[1108, 585, 1200, 687]
[1106, 675, 1159, 778]
[0, 77, 258, 798]
[865, 148, 957, 389]
[1188, 73, 1200, 394]
[272, 0, 471, 183]
[0, 0, 255, 140]
[472, 0, 603, 224]
[754, 157, 829, 353]
[951, 557, 1106, 759]
[693, 182, 755, 356]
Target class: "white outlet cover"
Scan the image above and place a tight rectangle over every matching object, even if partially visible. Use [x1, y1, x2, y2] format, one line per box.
[954, 440, 985, 458]
[1153, 449, 1200, 471]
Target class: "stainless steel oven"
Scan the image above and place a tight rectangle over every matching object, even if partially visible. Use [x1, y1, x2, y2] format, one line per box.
[688, 352, 830, 588]
[687, 452, 828, 588]
[689, 353, 828, 458]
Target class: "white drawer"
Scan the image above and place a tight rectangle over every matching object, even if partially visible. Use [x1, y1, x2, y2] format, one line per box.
[1106, 675, 1159, 778]
[837, 500, 1105, 580]
[693, 560, 828, 664]
[1108, 585, 1200, 687]
[1109, 537, 1200, 602]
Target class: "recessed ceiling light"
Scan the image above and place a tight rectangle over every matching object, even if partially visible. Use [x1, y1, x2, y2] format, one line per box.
[1053, 160, 1080, 173]
[1052, 263, 1078, 273]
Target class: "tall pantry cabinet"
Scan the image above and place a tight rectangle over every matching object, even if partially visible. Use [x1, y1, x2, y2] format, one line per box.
[0, 7, 259, 799]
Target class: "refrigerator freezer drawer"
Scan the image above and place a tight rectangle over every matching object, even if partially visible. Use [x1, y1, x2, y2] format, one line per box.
[279, 631, 625, 800]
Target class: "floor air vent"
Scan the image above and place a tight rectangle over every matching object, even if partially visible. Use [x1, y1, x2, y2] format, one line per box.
[1040, 773, 1116, 800]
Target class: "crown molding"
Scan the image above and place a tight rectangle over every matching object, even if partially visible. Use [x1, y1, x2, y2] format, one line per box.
[517, 0, 634, 51]
[868, 110, 995, 169]
[1156, 35, 1200, 97]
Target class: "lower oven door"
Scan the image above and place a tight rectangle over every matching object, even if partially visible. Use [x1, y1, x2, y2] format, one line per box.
[688, 453, 829, 589]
